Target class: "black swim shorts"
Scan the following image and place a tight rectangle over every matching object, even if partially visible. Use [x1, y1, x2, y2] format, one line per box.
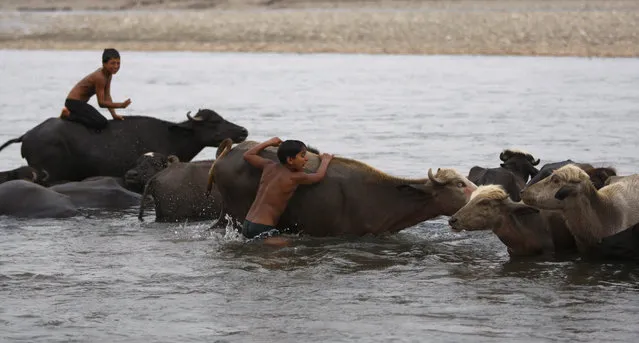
[242, 220, 280, 239]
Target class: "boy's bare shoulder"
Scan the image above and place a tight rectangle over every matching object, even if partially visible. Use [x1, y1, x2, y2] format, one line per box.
[88, 68, 107, 82]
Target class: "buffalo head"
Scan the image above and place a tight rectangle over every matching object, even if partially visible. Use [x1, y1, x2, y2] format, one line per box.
[499, 149, 540, 182]
[124, 152, 179, 192]
[448, 184, 538, 232]
[0, 166, 49, 186]
[172, 109, 248, 146]
[520, 164, 591, 210]
[399, 168, 477, 216]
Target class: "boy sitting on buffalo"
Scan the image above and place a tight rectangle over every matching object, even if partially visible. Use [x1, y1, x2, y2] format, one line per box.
[60, 48, 131, 130]
[242, 137, 333, 241]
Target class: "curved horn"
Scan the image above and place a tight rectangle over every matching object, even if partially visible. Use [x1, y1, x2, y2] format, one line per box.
[428, 168, 446, 186]
[186, 111, 203, 121]
[499, 151, 509, 162]
[532, 158, 540, 166]
[40, 169, 49, 182]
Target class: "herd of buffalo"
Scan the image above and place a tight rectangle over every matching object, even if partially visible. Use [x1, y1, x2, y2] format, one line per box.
[0, 109, 637, 261]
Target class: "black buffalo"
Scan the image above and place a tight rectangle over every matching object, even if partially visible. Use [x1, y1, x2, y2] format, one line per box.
[0, 109, 248, 184]
[138, 160, 220, 222]
[0, 166, 49, 186]
[496, 149, 540, 183]
[589, 222, 639, 261]
[467, 167, 525, 202]
[467, 149, 540, 201]
[124, 152, 180, 193]
[50, 177, 141, 209]
[0, 180, 79, 218]
[526, 160, 616, 190]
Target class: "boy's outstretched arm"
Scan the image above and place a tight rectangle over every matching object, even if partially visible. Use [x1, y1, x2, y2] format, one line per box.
[244, 137, 282, 169]
[291, 153, 334, 185]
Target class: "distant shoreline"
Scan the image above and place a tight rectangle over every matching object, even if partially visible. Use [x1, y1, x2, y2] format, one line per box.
[1, 1, 637, 57]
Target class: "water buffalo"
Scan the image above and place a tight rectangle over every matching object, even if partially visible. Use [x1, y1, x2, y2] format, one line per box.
[521, 165, 639, 252]
[0, 180, 79, 218]
[50, 177, 141, 209]
[467, 149, 540, 201]
[590, 222, 639, 261]
[0, 109, 248, 184]
[0, 166, 49, 186]
[124, 152, 180, 193]
[526, 159, 616, 189]
[207, 139, 477, 237]
[138, 160, 220, 222]
[467, 167, 524, 201]
[497, 149, 540, 182]
[448, 185, 576, 257]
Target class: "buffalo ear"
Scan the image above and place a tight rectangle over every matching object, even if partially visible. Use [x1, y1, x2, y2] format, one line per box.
[167, 155, 180, 165]
[555, 185, 577, 200]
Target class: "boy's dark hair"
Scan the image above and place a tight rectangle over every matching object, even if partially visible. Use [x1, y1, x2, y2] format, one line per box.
[102, 48, 120, 63]
[277, 140, 307, 164]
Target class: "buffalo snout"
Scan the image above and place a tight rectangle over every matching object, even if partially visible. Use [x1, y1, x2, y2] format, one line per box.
[124, 169, 142, 188]
[125, 169, 138, 180]
[448, 216, 463, 232]
[238, 127, 248, 141]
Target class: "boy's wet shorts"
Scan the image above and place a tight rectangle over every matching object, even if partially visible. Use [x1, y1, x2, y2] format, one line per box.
[242, 220, 281, 239]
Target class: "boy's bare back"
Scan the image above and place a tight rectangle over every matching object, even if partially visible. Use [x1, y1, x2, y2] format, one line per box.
[245, 163, 299, 226]
[242, 137, 333, 230]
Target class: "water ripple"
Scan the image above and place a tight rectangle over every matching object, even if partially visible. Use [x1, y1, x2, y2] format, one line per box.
[1, 51, 638, 342]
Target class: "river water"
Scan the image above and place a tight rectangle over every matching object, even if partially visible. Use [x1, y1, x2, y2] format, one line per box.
[0, 50, 638, 342]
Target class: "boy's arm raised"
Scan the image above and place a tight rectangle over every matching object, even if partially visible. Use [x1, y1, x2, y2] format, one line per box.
[243, 137, 282, 169]
[95, 76, 129, 109]
[105, 78, 125, 120]
[291, 154, 334, 185]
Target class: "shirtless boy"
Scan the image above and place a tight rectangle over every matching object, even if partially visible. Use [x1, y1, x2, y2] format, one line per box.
[60, 48, 131, 130]
[242, 137, 334, 239]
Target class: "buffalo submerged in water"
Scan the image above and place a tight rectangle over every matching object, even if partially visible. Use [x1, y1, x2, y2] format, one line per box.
[206, 139, 477, 237]
[0, 109, 248, 184]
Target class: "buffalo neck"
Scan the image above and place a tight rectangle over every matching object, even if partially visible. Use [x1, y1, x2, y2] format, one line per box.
[494, 213, 551, 256]
[562, 188, 618, 250]
[167, 131, 205, 162]
[509, 168, 530, 184]
[376, 181, 441, 234]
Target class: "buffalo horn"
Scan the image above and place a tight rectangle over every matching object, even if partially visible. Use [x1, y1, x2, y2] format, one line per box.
[186, 111, 203, 121]
[428, 168, 446, 186]
[40, 169, 49, 182]
[499, 151, 509, 162]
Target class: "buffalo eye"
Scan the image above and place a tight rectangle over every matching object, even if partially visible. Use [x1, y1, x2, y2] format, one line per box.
[456, 181, 465, 188]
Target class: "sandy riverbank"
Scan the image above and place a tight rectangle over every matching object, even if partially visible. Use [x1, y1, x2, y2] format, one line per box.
[0, 0, 637, 57]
